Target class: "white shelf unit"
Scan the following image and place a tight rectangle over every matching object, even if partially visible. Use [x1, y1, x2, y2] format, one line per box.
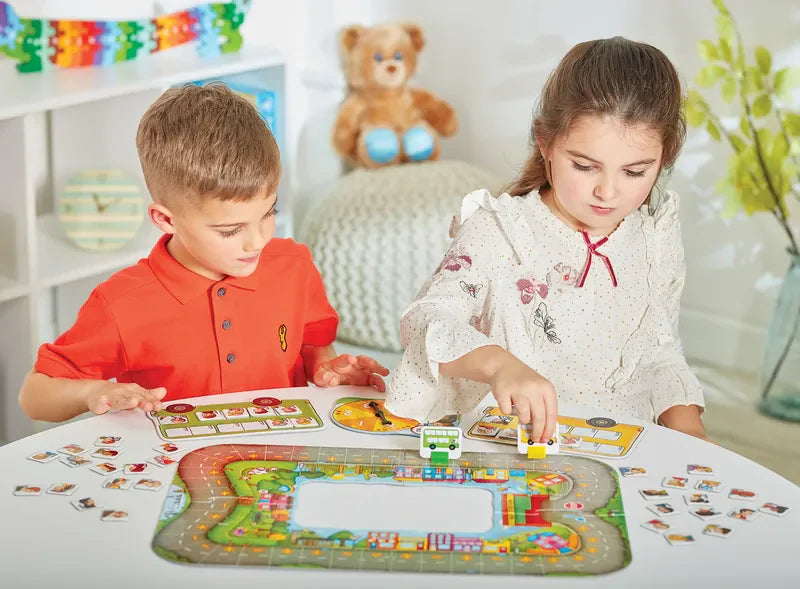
[0, 44, 290, 442]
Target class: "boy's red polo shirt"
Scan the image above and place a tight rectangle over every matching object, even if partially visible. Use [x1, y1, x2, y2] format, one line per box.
[35, 234, 338, 402]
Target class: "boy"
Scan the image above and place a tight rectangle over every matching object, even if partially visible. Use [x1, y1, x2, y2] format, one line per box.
[19, 84, 388, 422]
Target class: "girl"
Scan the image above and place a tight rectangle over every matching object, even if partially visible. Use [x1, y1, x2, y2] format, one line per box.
[385, 36, 706, 444]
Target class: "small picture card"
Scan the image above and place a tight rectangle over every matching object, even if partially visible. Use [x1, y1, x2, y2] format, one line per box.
[641, 519, 671, 534]
[148, 454, 177, 468]
[153, 443, 183, 455]
[195, 410, 225, 422]
[94, 436, 122, 447]
[265, 418, 293, 430]
[729, 507, 759, 522]
[684, 493, 711, 505]
[728, 488, 757, 502]
[71, 497, 102, 511]
[639, 488, 670, 501]
[59, 455, 92, 468]
[58, 444, 88, 455]
[91, 448, 121, 460]
[662, 476, 689, 490]
[134, 479, 163, 492]
[101, 510, 129, 522]
[27, 450, 59, 464]
[290, 417, 318, 428]
[123, 463, 149, 475]
[247, 406, 275, 417]
[687, 464, 714, 476]
[274, 404, 301, 416]
[497, 428, 518, 441]
[647, 502, 679, 517]
[703, 524, 733, 538]
[690, 507, 723, 520]
[46, 483, 77, 496]
[90, 462, 119, 476]
[695, 479, 722, 493]
[222, 407, 247, 419]
[759, 502, 790, 517]
[559, 434, 581, 448]
[473, 425, 499, 436]
[619, 466, 647, 478]
[664, 533, 696, 546]
[159, 414, 189, 425]
[13, 485, 42, 496]
[103, 477, 133, 490]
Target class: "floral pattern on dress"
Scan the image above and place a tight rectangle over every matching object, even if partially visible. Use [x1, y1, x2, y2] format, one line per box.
[439, 252, 473, 272]
[516, 276, 548, 304]
[533, 302, 561, 344]
[546, 262, 579, 294]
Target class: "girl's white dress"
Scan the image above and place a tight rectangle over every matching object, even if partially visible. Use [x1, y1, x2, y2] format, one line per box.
[384, 189, 704, 423]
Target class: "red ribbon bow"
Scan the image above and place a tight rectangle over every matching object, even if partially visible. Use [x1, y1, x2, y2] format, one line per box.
[577, 231, 618, 288]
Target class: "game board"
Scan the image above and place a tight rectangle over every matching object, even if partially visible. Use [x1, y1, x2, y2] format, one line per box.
[153, 443, 631, 575]
[331, 397, 460, 436]
[468, 406, 644, 459]
[147, 397, 324, 441]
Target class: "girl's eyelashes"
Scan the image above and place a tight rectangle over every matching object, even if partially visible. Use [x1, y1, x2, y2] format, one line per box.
[571, 161, 647, 177]
[624, 169, 646, 177]
[572, 162, 593, 172]
[220, 226, 243, 238]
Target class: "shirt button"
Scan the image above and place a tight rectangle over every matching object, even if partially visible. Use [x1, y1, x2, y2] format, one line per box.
[222, 319, 231, 330]
[217, 287, 226, 297]
[226, 353, 235, 364]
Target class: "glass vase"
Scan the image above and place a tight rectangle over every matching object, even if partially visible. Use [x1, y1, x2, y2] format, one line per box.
[759, 251, 800, 421]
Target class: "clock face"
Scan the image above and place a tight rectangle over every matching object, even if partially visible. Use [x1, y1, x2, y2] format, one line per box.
[59, 170, 146, 252]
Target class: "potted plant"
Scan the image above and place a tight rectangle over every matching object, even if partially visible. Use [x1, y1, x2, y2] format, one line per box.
[686, 0, 800, 420]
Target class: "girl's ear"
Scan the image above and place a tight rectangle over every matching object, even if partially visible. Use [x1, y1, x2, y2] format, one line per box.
[148, 202, 177, 235]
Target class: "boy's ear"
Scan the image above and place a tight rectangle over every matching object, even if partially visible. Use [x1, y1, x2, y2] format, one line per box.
[148, 202, 177, 234]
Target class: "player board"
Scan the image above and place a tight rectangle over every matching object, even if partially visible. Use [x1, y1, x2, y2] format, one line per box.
[330, 397, 460, 436]
[152, 443, 630, 575]
[147, 397, 324, 441]
[467, 406, 644, 459]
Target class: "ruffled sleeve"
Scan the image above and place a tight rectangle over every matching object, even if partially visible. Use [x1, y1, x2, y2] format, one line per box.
[643, 191, 706, 419]
[384, 189, 520, 422]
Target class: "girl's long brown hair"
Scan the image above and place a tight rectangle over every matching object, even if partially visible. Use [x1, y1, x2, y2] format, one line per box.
[508, 37, 685, 200]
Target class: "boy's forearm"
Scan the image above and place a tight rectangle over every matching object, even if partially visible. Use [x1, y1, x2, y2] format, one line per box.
[439, 345, 512, 383]
[300, 344, 337, 380]
[658, 404, 706, 438]
[18, 371, 100, 422]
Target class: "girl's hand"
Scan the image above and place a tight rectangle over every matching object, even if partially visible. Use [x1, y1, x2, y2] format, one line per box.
[86, 382, 167, 415]
[312, 354, 390, 391]
[489, 355, 558, 443]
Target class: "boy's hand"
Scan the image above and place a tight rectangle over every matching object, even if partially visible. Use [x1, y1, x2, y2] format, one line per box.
[312, 354, 390, 391]
[489, 354, 558, 444]
[86, 382, 167, 415]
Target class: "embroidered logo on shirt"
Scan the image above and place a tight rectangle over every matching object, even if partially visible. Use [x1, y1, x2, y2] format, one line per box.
[533, 302, 561, 344]
[459, 281, 483, 298]
[278, 324, 288, 352]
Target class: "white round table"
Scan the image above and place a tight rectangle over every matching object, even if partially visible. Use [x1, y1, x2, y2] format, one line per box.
[2, 386, 798, 588]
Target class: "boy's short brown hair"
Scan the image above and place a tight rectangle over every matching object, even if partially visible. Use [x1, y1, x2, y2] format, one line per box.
[136, 83, 281, 206]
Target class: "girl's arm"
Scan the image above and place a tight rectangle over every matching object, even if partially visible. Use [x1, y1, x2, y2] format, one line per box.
[658, 404, 708, 440]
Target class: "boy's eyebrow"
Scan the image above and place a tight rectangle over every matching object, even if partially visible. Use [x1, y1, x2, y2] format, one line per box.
[207, 199, 278, 228]
[566, 149, 657, 167]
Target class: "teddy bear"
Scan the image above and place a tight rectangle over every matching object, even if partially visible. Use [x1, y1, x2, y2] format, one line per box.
[332, 22, 458, 169]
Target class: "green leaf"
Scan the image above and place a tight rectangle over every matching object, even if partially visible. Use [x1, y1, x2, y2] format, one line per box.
[743, 67, 765, 94]
[706, 119, 722, 141]
[696, 65, 728, 87]
[774, 67, 800, 102]
[752, 94, 772, 118]
[712, 0, 728, 14]
[771, 133, 789, 161]
[698, 40, 720, 62]
[740, 116, 752, 138]
[719, 38, 733, 63]
[785, 112, 800, 136]
[757, 127, 773, 148]
[716, 14, 735, 45]
[686, 100, 707, 126]
[721, 76, 736, 103]
[755, 46, 772, 76]
[729, 133, 747, 152]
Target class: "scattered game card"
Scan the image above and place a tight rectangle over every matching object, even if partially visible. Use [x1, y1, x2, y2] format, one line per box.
[123, 463, 149, 475]
[27, 450, 59, 463]
[90, 462, 119, 476]
[687, 464, 714, 476]
[94, 436, 122, 447]
[247, 406, 275, 417]
[703, 524, 733, 538]
[619, 466, 648, 478]
[195, 410, 225, 422]
[728, 488, 757, 502]
[222, 407, 247, 419]
[71, 497, 101, 511]
[103, 477, 133, 490]
[759, 502, 790, 517]
[641, 519, 671, 534]
[729, 507, 759, 522]
[664, 533, 696, 546]
[647, 502, 679, 517]
[497, 428, 518, 441]
[153, 443, 183, 455]
[59, 455, 92, 468]
[662, 476, 689, 490]
[159, 414, 189, 425]
[684, 493, 711, 505]
[690, 507, 723, 520]
[290, 417, 318, 428]
[58, 444, 88, 455]
[91, 448, 121, 460]
[46, 483, 77, 495]
[101, 510, 129, 522]
[13, 485, 42, 496]
[134, 479, 163, 492]
[265, 418, 293, 430]
[148, 454, 177, 468]
[559, 434, 581, 448]
[639, 488, 670, 501]
[695, 479, 722, 493]
[473, 425, 499, 436]
[274, 404, 301, 416]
